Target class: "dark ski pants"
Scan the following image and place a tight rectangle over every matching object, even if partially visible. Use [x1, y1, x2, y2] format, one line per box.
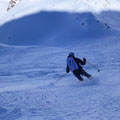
[73, 68, 91, 81]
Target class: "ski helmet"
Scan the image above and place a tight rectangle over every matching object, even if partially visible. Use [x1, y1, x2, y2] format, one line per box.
[69, 52, 74, 56]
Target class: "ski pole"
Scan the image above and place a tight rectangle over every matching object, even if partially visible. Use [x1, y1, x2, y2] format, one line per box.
[54, 73, 67, 84]
[86, 60, 100, 72]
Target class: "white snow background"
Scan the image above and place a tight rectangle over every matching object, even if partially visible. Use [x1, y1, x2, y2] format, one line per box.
[0, 0, 120, 120]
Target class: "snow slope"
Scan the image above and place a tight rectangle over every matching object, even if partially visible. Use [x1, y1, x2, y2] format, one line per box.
[0, 38, 120, 120]
[0, 0, 120, 46]
[0, 0, 120, 30]
[0, 0, 120, 120]
[0, 11, 115, 46]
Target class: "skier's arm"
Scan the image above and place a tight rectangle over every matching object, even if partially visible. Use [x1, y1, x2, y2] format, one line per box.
[77, 57, 86, 65]
[66, 65, 70, 73]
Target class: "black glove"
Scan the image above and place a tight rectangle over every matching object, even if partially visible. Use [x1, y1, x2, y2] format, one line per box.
[83, 57, 86, 62]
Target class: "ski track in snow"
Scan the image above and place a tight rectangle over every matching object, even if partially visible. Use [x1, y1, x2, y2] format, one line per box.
[0, 38, 120, 120]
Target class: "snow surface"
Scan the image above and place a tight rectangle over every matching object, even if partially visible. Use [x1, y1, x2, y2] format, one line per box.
[0, 0, 120, 120]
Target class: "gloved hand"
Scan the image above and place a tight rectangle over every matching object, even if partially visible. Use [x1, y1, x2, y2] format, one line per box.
[83, 57, 86, 62]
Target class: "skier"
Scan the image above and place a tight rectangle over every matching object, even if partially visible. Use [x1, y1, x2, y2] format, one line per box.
[66, 52, 92, 81]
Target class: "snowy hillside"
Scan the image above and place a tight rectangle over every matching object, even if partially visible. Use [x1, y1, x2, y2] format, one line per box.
[0, 0, 120, 120]
[0, 38, 120, 120]
[0, 0, 120, 46]
[0, 0, 120, 29]
[0, 11, 115, 46]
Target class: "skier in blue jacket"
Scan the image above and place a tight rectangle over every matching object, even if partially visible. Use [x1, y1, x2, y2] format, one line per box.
[66, 52, 92, 81]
